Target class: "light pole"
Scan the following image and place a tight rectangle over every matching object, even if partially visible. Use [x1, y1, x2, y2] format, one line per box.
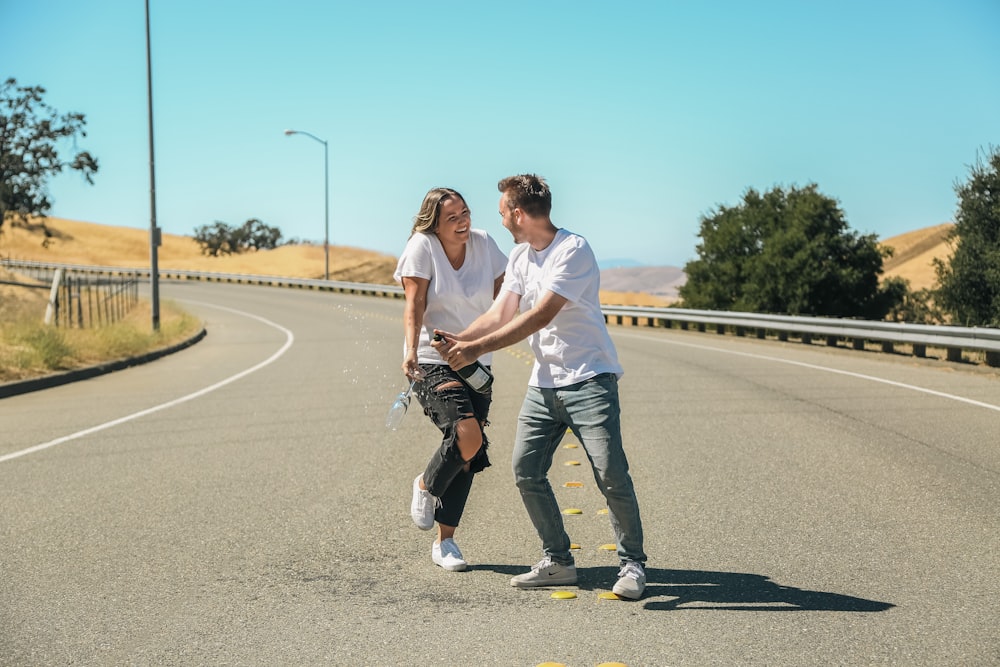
[284, 129, 329, 280]
[145, 0, 160, 330]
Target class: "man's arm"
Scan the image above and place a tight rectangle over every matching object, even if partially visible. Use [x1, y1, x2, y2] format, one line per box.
[438, 289, 568, 370]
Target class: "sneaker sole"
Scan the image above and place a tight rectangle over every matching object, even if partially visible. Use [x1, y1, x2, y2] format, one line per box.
[510, 577, 578, 588]
[435, 560, 468, 572]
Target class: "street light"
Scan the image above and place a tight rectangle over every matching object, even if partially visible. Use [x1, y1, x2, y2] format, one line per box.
[284, 129, 329, 280]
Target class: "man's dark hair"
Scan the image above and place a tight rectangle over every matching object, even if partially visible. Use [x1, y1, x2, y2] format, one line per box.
[498, 174, 551, 217]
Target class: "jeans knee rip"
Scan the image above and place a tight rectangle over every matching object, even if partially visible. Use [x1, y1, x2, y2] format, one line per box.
[434, 380, 464, 391]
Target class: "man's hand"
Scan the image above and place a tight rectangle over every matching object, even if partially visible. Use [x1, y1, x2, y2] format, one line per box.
[431, 329, 479, 371]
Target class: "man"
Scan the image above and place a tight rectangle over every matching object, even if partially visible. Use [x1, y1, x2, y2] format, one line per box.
[432, 174, 647, 599]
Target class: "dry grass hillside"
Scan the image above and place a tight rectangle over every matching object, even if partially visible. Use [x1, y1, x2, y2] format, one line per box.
[0, 216, 398, 284]
[880, 222, 953, 291]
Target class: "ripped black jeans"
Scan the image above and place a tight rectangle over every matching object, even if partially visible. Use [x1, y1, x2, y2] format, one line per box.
[413, 363, 492, 527]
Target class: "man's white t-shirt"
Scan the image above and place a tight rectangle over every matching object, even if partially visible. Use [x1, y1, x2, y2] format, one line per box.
[501, 228, 623, 388]
[394, 228, 507, 366]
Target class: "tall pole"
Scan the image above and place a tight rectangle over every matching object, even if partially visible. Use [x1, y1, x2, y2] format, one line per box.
[145, 0, 160, 330]
[323, 139, 329, 281]
[284, 129, 329, 280]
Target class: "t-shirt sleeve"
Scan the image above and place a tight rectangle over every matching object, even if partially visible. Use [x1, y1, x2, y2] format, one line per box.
[544, 236, 595, 303]
[393, 234, 433, 283]
[500, 245, 526, 297]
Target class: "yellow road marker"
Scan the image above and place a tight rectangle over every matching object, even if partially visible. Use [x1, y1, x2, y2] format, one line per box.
[562, 443, 578, 449]
[599, 543, 617, 551]
[562, 508, 583, 515]
[570, 543, 581, 550]
[550, 591, 577, 600]
[597, 508, 609, 515]
[563, 481, 583, 488]
[598, 592, 621, 600]
[564, 460, 581, 466]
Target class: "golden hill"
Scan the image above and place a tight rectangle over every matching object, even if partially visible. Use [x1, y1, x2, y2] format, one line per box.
[0, 216, 398, 284]
[879, 222, 953, 292]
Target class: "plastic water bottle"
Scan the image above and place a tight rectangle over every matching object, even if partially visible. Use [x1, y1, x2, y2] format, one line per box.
[385, 381, 414, 431]
[433, 333, 494, 393]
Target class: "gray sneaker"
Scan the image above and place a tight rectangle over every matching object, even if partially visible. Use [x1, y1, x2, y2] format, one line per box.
[510, 557, 577, 588]
[612, 561, 646, 599]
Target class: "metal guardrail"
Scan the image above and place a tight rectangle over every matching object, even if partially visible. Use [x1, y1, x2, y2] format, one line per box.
[0, 259, 404, 299]
[4, 258, 999, 366]
[602, 305, 1000, 366]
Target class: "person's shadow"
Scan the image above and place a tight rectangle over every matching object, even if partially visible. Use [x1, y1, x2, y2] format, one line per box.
[479, 565, 894, 611]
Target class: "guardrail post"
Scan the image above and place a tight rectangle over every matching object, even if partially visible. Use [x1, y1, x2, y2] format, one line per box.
[881, 341, 894, 354]
[912, 344, 926, 358]
[716, 324, 726, 335]
[44, 268, 63, 325]
[801, 333, 811, 345]
[778, 331, 788, 342]
[852, 339, 865, 350]
[826, 335, 838, 347]
[947, 348, 963, 363]
[697, 323, 706, 333]
[987, 351, 1000, 367]
[756, 328, 766, 339]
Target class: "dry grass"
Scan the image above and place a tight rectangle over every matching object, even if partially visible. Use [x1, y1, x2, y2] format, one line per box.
[0, 264, 199, 383]
[879, 223, 953, 291]
[1, 215, 399, 284]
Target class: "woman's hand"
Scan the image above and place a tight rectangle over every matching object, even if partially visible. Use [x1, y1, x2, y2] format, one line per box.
[402, 348, 423, 380]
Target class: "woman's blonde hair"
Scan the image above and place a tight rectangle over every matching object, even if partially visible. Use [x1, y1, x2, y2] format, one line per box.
[411, 187, 466, 235]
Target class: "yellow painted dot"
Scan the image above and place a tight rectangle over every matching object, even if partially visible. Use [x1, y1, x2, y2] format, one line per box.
[550, 591, 577, 600]
[563, 481, 583, 488]
[599, 543, 617, 551]
[570, 543, 581, 550]
[597, 508, 610, 515]
[562, 508, 583, 515]
[562, 443, 579, 449]
[564, 460, 581, 466]
[598, 592, 621, 600]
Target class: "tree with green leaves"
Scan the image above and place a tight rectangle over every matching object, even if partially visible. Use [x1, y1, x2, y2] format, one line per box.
[193, 218, 283, 256]
[680, 184, 899, 318]
[0, 78, 98, 232]
[934, 146, 1000, 327]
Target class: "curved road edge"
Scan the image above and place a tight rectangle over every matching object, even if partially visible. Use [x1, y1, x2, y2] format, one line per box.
[0, 327, 208, 400]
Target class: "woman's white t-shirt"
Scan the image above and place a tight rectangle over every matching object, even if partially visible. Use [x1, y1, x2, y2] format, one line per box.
[394, 228, 508, 366]
[501, 228, 623, 388]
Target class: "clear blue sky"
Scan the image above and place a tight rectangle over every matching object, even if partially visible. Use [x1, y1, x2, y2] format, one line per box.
[3, 1, 998, 268]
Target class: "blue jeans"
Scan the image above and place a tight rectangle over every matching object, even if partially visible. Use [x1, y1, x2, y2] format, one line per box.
[513, 373, 646, 566]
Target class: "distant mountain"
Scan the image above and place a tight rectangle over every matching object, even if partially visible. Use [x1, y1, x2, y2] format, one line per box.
[598, 257, 645, 270]
[600, 265, 687, 299]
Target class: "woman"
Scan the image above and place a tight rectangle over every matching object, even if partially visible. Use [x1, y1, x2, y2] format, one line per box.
[394, 187, 507, 571]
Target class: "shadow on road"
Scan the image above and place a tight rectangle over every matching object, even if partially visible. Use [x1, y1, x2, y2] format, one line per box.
[474, 565, 894, 612]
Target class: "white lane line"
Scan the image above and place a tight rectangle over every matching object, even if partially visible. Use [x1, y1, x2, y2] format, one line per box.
[0, 301, 294, 464]
[615, 330, 1000, 413]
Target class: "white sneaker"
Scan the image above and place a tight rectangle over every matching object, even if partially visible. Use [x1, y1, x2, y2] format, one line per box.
[432, 538, 468, 572]
[510, 557, 577, 588]
[410, 475, 436, 530]
[612, 561, 646, 599]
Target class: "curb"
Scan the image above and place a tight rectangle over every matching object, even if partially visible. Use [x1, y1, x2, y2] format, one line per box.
[0, 327, 208, 400]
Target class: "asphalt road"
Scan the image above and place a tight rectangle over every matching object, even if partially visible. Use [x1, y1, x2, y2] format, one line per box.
[2, 281, 998, 666]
